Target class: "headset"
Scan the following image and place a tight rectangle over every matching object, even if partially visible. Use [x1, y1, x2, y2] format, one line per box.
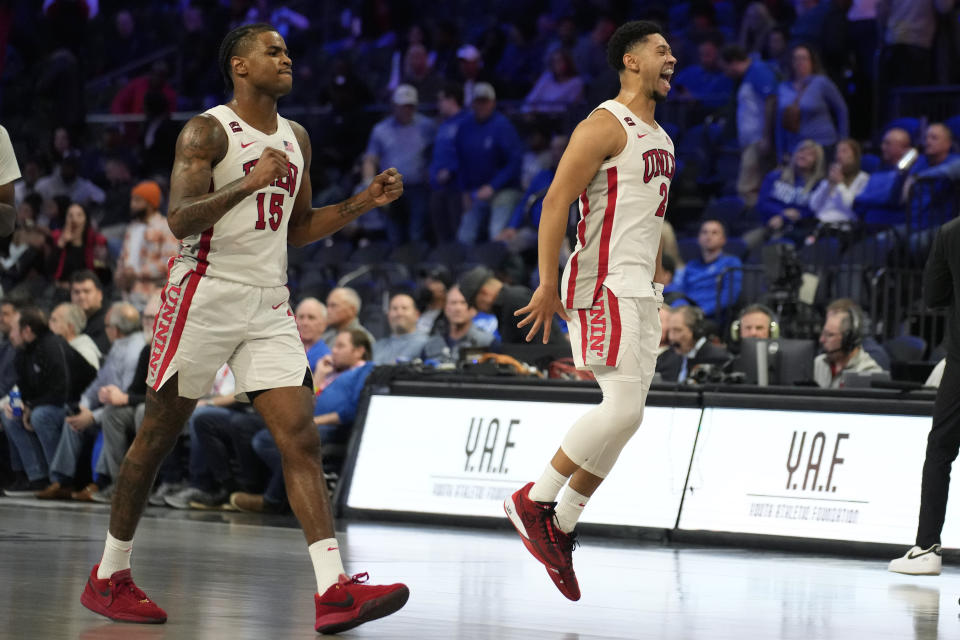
[730, 303, 781, 342]
[839, 305, 863, 353]
[684, 306, 708, 341]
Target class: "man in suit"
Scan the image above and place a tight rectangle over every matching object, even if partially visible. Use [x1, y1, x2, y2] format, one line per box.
[889, 218, 960, 576]
[656, 306, 730, 382]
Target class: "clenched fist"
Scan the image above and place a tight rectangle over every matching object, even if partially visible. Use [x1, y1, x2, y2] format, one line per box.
[366, 168, 404, 207]
[243, 147, 290, 192]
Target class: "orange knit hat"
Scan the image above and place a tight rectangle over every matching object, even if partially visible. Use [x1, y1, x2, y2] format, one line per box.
[131, 180, 162, 209]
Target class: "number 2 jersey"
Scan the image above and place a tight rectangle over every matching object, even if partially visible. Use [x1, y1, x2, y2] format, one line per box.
[560, 99, 675, 309]
[171, 104, 304, 288]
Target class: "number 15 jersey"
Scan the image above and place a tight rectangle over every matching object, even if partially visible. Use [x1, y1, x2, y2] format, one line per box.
[172, 104, 304, 288]
[560, 100, 675, 309]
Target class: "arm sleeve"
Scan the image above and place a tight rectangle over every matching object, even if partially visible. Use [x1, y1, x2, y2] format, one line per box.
[809, 179, 831, 213]
[924, 226, 953, 309]
[821, 78, 849, 139]
[755, 171, 782, 221]
[489, 120, 523, 191]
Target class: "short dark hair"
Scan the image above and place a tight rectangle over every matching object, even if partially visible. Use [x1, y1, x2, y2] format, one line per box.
[70, 269, 103, 290]
[342, 328, 373, 361]
[17, 306, 48, 338]
[699, 216, 728, 237]
[218, 22, 278, 91]
[720, 44, 748, 63]
[606, 20, 664, 72]
[438, 82, 464, 107]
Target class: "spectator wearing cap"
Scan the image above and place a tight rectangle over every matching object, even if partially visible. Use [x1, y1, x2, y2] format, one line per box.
[455, 44, 494, 105]
[117, 180, 178, 299]
[459, 266, 564, 345]
[422, 284, 495, 363]
[454, 83, 524, 245]
[362, 84, 436, 245]
[34, 154, 105, 211]
[429, 83, 469, 243]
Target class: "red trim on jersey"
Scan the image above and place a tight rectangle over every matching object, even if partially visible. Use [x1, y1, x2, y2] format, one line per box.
[565, 190, 591, 308]
[605, 287, 622, 366]
[152, 272, 202, 391]
[578, 308, 588, 364]
[194, 227, 214, 276]
[592, 167, 618, 302]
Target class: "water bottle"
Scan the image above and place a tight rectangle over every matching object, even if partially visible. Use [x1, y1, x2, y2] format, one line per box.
[9, 386, 22, 418]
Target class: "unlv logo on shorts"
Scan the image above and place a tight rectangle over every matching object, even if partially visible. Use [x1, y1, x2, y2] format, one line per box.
[150, 284, 181, 375]
[588, 296, 607, 358]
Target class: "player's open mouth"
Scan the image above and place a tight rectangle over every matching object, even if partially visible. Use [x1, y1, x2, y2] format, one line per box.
[659, 68, 673, 91]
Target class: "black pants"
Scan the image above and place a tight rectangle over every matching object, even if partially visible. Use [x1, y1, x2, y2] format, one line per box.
[916, 357, 960, 547]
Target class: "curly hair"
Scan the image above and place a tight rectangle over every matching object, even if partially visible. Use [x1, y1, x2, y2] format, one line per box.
[218, 22, 277, 91]
[606, 20, 665, 72]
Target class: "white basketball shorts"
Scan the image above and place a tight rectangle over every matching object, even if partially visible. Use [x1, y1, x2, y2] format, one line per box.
[567, 286, 660, 383]
[145, 263, 307, 400]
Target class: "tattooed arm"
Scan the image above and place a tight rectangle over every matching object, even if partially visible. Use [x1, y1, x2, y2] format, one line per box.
[167, 115, 290, 239]
[287, 120, 404, 248]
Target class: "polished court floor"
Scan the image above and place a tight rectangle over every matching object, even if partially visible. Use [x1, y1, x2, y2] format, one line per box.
[0, 500, 957, 640]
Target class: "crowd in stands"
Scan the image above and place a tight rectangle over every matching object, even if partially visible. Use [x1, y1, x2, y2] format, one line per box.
[1, 0, 960, 505]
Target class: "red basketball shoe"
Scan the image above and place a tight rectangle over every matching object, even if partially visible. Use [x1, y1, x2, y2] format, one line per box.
[504, 482, 567, 569]
[314, 572, 409, 634]
[80, 564, 167, 623]
[544, 530, 580, 601]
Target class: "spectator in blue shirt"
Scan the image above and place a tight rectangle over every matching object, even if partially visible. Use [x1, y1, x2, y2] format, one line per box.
[721, 44, 778, 207]
[496, 134, 568, 256]
[233, 333, 376, 513]
[454, 82, 524, 245]
[673, 36, 734, 110]
[775, 44, 848, 161]
[904, 123, 960, 230]
[429, 83, 468, 244]
[853, 127, 914, 225]
[295, 298, 330, 371]
[748, 139, 826, 247]
[362, 84, 436, 245]
[672, 219, 743, 318]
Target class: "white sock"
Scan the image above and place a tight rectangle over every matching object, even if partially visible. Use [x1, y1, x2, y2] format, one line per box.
[309, 537, 346, 593]
[528, 464, 568, 503]
[554, 487, 590, 533]
[97, 532, 133, 579]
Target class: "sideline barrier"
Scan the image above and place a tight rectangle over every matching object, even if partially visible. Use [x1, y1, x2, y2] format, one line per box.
[336, 376, 960, 548]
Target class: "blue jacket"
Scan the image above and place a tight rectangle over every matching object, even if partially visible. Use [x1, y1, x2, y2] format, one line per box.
[429, 110, 469, 188]
[674, 253, 743, 317]
[314, 361, 374, 425]
[756, 169, 817, 223]
[507, 167, 554, 229]
[455, 111, 523, 191]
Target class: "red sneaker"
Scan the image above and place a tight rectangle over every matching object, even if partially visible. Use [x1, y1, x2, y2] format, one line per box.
[504, 482, 566, 569]
[314, 572, 409, 634]
[545, 530, 580, 601]
[80, 564, 167, 623]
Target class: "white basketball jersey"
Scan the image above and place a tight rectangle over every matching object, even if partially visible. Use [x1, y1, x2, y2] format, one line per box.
[561, 100, 675, 309]
[171, 104, 304, 287]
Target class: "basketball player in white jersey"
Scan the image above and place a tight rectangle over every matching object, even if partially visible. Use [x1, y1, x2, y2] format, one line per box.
[505, 21, 676, 600]
[80, 24, 409, 633]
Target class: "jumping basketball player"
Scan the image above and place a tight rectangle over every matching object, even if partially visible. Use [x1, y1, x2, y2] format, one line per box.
[80, 24, 409, 633]
[505, 21, 676, 600]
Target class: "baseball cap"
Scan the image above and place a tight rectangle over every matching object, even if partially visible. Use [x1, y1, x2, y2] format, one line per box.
[457, 266, 494, 308]
[392, 84, 418, 106]
[472, 82, 496, 101]
[457, 44, 481, 61]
